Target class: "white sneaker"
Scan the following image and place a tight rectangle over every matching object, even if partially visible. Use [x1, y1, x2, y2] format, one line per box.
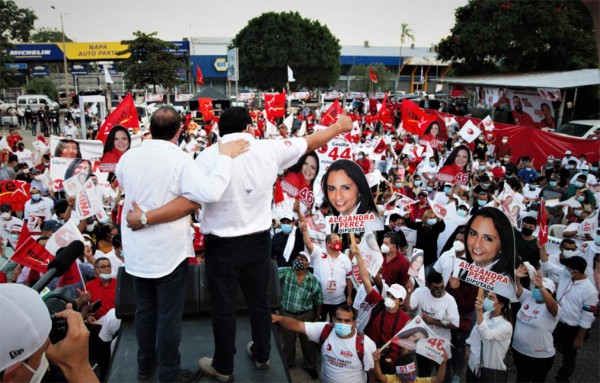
[198, 357, 234, 382]
[246, 341, 270, 370]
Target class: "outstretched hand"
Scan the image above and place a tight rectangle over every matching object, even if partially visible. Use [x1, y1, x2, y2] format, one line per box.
[218, 138, 250, 158]
[335, 115, 353, 133]
[126, 201, 144, 231]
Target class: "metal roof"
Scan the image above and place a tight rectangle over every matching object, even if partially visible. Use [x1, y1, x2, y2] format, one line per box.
[436, 69, 600, 89]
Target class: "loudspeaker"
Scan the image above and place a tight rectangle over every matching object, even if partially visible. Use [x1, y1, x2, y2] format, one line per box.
[115, 261, 281, 319]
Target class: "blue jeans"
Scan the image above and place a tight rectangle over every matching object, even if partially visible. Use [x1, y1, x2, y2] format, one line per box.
[133, 260, 188, 382]
[205, 230, 272, 374]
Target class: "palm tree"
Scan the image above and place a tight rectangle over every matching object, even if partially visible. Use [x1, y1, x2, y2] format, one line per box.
[397, 23, 415, 91]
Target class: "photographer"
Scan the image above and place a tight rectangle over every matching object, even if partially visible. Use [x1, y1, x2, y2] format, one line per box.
[0, 284, 98, 383]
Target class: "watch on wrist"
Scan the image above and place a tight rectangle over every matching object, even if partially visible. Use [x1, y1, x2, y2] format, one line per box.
[140, 212, 148, 227]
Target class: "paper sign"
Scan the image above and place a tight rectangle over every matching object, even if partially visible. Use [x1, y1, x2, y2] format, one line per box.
[416, 338, 447, 364]
[326, 213, 377, 234]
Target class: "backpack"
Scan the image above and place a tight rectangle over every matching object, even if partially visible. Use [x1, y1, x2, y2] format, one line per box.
[318, 323, 365, 367]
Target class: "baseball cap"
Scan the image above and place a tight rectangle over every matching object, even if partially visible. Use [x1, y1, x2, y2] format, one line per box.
[565, 150, 572, 155]
[560, 256, 587, 274]
[279, 211, 294, 221]
[0, 284, 52, 371]
[387, 284, 407, 300]
[297, 251, 311, 263]
[580, 164, 590, 170]
[42, 219, 63, 233]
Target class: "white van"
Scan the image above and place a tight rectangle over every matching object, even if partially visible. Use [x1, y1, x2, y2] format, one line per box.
[17, 94, 60, 112]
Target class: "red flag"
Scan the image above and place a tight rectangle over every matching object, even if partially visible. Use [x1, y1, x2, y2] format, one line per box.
[0, 179, 31, 212]
[9, 237, 55, 274]
[15, 219, 31, 252]
[264, 93, 287, 119]
[58, 261, 83, 287]
[321, 99, 343, 126]
[401, 100, 435, 135]
[372, 137, 388, 155]
[198, 98, 213, 121]
[537, 199, 548, 245]
[369, 67, 378, 83]
[195, 65, 204, 85]
[97, 93, 139, 143]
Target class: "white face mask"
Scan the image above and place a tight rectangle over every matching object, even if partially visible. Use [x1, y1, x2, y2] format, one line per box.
[86, 223, 95, 232]
[1, 212, 11, 221]
[99, 272, 112, 281]
[384, 297, 397, 310]
[453, 241, 465, 253]
[23, 352, 49, 383]
[380, 244, 390, 254]
[562, 249, 578, 258]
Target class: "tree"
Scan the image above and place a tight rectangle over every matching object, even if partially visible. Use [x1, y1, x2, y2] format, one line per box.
[25, 77, 57, 100]
[398, 23, 415, 72]
[230, 12, 341, 90]
[437, 0, 597, 75]
[118, 31, 183, 94]
[350, 65, 395, 92]
[0, 0, 37, 88]
[31, 27, 72, 43]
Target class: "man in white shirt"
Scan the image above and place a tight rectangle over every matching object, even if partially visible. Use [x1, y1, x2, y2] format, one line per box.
[272, 305, 376, 383]
[63, 119, 79, 138]
[116, 106, 248, 383]
[403, 270, 459, 379]
[126, 107, 354, 381]
[23, 186, 54, 221]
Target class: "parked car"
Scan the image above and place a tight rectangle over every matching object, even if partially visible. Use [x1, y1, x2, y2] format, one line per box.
[135, 105, 150, 130]
[0, 99, 16, 114]
[552, 120, 600, 140]
[16, 94, 59, 112]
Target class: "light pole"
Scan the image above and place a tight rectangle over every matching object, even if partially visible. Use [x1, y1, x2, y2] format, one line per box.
[51, 6, 70, 108]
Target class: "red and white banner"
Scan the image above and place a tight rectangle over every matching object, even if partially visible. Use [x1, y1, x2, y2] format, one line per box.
[458, 120, 482, 143]
[326, 213, 377, 234]
[9, 237, 54, 274]
[264, 92, 286, 119]
[45, 219, 85, 256]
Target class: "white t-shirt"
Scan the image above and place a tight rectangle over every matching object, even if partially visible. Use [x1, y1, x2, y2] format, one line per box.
[433, 249, 463, 286]
[305, 322, 376, 383]
[512, 289, 560, 358]
[16, 149, 35, 168]
[310, 245, 352, 305]
[23, 197, 54, 220]
[409, 286, 460, 357]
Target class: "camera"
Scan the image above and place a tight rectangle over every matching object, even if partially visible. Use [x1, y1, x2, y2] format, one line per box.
[43, 288, 77, 344]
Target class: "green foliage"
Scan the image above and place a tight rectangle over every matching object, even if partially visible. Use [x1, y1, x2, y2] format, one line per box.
[437, 0, 598, 75]
[25, 77, 57, 100]
[350, 65, 395, 91]
[118, 31, 183, 93]
[0, 0, 37, 88]
[30, 27, 72, 43]
[230, 11, 341, 90]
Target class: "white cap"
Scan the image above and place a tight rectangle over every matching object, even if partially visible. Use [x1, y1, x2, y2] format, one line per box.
[297, 251, 311, 263]
[387, 283, 407, 300]
[565, 150, 572, 155]
[0, 284, 52, 371]
[279, 211, 294, 221]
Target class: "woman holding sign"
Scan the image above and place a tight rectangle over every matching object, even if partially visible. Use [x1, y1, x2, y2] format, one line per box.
[437, 145, 472, 186]
[321, 159, 383, 233]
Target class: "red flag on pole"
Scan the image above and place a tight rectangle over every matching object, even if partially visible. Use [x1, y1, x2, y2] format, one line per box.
[537, 199, 548, 245]
[198, 98, 213, 121]
[58, 261, 84, 287]
[369, 67, 378, 83]
[9, 237, 55, 274]
[195, 65, 204, 85]
[264, 93, 287, 119]
[401, 100, 436, 135]
[321, 99, 344, 126]
[96, 93, 139, 143]
[0, 179, 31, 212]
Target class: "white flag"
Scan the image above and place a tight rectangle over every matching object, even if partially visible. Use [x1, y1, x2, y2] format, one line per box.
[0, 136, 8, 150]
[265, 119, 278, 137]
[297, 120, 307, 137]
[45, 219, 85, 256]
[287, 65, 295, 82]
[103, 65, 113, 84]
[283, 113, 294, 131]
[481, 115, 495, 131]
[458, 120, 482, 143]
[444, 116, 458, 129]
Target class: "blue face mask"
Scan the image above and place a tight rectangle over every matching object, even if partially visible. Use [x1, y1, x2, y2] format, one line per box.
[444, 186, 452, 195]
[280, 224, 293, 234]
[530, 185, 537, 191]
[427, 218, 437, 225]
[566, 165, 574, 170]
[482, 298, 495, 312]
[414, 180, 422, 186]
[31, 194, 41, 201]
[593, 233, 600, 246]
[426, 187, 433, 192]
[531, 288, 544, 302]
[482, 183, 490, 189]
[479, 166, 486, 171]
[457, 209, 467, 217]
[549, 181, 557, 187]
[582, 170, 589, 175]
[395, 183, 403, 188]
[334, 323, 353, 337]
[591, 167, 598, 172]
[576, 196, 585, 202]
[526, 167, 532, 171]
[429, 162, 436, 167]
[574, 181, 584, 188]
[477, 199, 487, 206]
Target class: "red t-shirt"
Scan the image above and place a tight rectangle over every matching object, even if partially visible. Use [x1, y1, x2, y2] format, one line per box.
[438, 163, 469, 185]
[364, 289, 410, 366]
[85, 278, 116, 320]
[381, 253, 410, 287]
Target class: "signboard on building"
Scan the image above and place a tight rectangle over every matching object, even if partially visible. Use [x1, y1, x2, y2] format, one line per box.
[70, 63, 89, 75]
[65, 42, 130, 60]
[31, 64, 49, 76]
[226, 48, 238, 81]
[214, 58, 227, 72]
[168, 41, 190, 57]
[7, 44, 64, 61]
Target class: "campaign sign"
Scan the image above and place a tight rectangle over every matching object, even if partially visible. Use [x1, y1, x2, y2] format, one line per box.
[416, 338, 447, 364]
[326, 213, 377, 234]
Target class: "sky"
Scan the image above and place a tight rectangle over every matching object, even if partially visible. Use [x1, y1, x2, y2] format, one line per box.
[18, 0, 469, 48]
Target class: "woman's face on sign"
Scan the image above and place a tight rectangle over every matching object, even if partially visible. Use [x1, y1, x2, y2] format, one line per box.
[114, 130, 129, 153]
[467, 216, 501, 267]
[326, 170, 359, 215]
[74, 161, 90, 176]
[454, 149, 469, 169]
[302, 156, 318, 182]
[61, 142, 79, 158]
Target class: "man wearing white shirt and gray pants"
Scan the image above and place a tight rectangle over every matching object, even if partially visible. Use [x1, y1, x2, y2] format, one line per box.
[129, 107, 354, 381]
[117, 106, 248, 383]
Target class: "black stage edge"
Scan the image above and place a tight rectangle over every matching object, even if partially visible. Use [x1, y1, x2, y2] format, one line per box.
[107, 316, 292, 383]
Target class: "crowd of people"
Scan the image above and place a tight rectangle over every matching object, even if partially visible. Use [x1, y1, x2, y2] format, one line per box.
[0, 97, 598, 383]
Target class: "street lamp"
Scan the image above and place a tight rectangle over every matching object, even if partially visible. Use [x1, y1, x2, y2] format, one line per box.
[51, 5, 70, 108]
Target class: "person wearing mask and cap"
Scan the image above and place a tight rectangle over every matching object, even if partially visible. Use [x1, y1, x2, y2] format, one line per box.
[562, 174, 596, 207]
[512, 269, 559, 383]
[271, 210, 304, 268]
[570, 164, 597, 187]
[517, 159, 538, 184]
[277, 251, 323, 380]
[561, 150, 580, 167]
[0, 283, 99, 383]
[0, 204, 22, 243]
[355, 246, 411, 374]
[34, 154, 51, 173]
[23, 186, 54, 221]
[29, 168, 48, 196]
[538, 249, 598, 383]
[62, 118, 79, 138]
[563, 204, 595, 243]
